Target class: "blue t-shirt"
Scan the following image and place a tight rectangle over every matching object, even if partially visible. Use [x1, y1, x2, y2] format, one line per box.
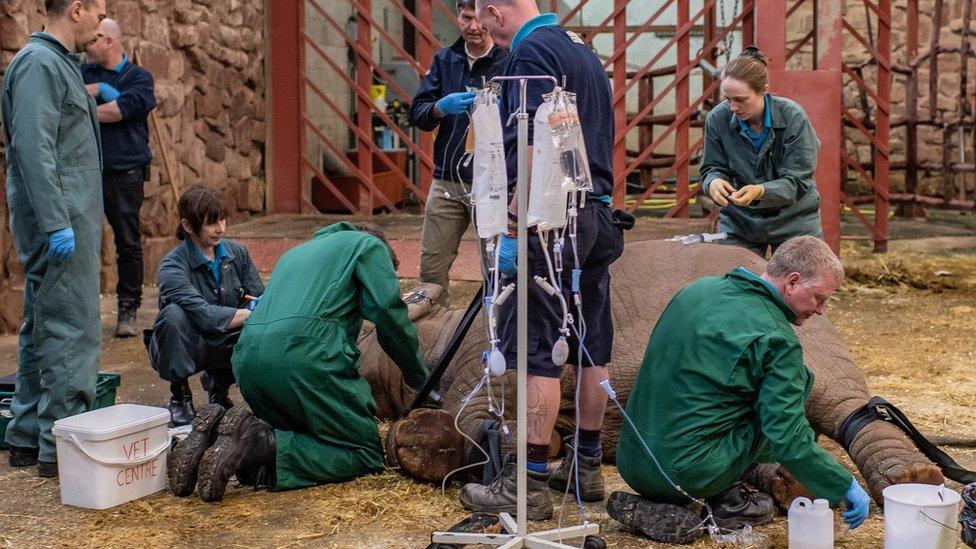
[190, 241, 229, 285]
[499, 14, 615, 198]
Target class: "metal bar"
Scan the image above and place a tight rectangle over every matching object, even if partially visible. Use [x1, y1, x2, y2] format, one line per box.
[842, 64, 887, 114]
[755, 0, 786, 69]
[904, 0, 921, 209]
[841, 149, 889, 200]
[581, 2, 628, 46]
[842, 107, 889, 154]
[302, 158, 358, 213]
[675, 0, 691, 217]
[417, 0, 435, 204]
[560, 0, 597, 27]
[874, 0, 891, 251]
[859, 0, 890, 27]
[929, 0, 943, 118]
[742, 0, 755, 45]
[301, 34, 435, 172]
[371, 0, 443, 52]
[626, 135, 705, 213]
[842, 20, 893, 72]
[432, 0, 457, 27]
[840, 193, 884, 239]
[786, 30, 815, 61]
[268, 0, 303, 213]
[612, 0, 627, 208]
[787, 0, 808, 18]
[342, 0, 424, 74]
[355, 0, 374, 214]
[602, 0, 676, 69]
[298, 3, 313, 213]
[305, 0, 415, 102]
[303, 76, 425, 199]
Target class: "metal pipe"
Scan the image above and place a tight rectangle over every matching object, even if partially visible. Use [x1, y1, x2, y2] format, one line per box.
[929, 0, 943, 118]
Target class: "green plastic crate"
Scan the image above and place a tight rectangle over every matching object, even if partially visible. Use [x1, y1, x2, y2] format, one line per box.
[0, 372, 121, 449]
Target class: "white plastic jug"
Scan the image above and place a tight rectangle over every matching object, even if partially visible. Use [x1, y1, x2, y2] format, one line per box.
[788, 497, 834, 549]
[883, 483, 960, 549]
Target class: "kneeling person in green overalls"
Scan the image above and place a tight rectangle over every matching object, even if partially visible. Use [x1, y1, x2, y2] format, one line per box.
[609, 236, 870, 544]
[171, 222, 429, 502]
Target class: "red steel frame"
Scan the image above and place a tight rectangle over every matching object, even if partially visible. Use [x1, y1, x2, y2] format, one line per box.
[267, 1, 875, 254]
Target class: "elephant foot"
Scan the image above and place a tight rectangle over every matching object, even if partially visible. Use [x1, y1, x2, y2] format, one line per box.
[385, 408, 466, 483]
[741, 463, 812, 512]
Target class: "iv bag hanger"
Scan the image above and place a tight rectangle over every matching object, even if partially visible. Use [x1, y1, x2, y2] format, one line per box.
[431, 74, 600, 549]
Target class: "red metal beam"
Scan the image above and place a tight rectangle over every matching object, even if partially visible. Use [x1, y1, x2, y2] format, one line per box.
[675, 0, 690, 217]
[268, 0, 302, 213]
[612, 0, 627, 208]
[874, 0, 892, 251]
[754, 0, 786, 69]
[416, 0, 435, 203]
[356, 0, 374, 213]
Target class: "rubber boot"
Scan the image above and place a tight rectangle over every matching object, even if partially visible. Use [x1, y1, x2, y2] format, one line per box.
[606, 491, 704, 544]
[168, 403, 227, 497]
[168, 380, 196, 427]
[196, 405, 276, 502]
[201, 370, 234, 410]
[459, 455, 553, 521]
[37, 461, 58, 478]
[705, 482, 775, 529]
[548, 436, 605, 502]
[8, 445, 39, 467]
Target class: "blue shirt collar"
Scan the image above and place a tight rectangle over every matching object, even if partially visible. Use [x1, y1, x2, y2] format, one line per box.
[112, 53, 128, 73]
[188, 241, 228, 283]
[510, 12, 558, 51]
[737, 94, 772, 149]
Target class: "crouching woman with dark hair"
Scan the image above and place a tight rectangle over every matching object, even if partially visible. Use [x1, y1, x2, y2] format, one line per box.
[144, 185, 264, 427]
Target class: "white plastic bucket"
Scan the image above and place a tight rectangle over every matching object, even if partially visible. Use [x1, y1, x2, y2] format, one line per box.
[52, 404, 170, 509]
[883, 483, 960, 549]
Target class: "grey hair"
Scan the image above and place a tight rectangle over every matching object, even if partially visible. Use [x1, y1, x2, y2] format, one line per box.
[766, 236, 844, 286]
[456, 0, 476, 10]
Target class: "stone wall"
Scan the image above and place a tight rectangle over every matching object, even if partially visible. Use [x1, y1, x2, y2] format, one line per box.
[0, 0, 266, 332]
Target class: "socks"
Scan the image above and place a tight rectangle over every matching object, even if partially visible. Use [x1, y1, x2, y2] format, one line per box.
[577, 428, 602, 458]
[527, 443, 550, 473]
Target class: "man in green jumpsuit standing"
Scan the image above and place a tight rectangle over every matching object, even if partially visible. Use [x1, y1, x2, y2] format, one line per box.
[1, 0, 107, 477]
[178, 222, 429, 502]
[609, 236, 871, 543]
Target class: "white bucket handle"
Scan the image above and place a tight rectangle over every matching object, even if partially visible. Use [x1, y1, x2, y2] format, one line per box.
[918, 509, 959, 533]
[66, 433, 169, 467]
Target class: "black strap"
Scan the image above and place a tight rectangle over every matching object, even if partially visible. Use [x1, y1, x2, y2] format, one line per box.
[409, 287, 484, 410]
[840, 396, 976, 484]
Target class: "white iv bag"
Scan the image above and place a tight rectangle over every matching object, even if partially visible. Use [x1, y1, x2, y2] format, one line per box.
[549, 90, 593, 193]
[470, 89, 509, 238]
[528, 94, 569, 230]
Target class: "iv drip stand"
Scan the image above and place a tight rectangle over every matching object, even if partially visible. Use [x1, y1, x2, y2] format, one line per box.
[430, 75, 599, 548]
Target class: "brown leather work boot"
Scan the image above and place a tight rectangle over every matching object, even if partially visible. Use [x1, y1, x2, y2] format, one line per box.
[459, 456, 553, 521]
[548, 436, 605, 502]
[196, 405, 276, 502]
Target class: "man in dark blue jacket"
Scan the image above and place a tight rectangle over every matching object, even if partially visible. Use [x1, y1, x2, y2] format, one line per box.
[407, 0, 506, 304]
[82, 18, 156, 337]
[459, 0, 624, 520]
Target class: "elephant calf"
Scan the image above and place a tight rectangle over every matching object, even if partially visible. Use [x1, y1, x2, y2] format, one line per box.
[362, 241, 943, 505]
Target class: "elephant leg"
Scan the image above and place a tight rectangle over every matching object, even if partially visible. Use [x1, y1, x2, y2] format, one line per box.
[849, 421, 945, 503]
[741, 463, 813, 511]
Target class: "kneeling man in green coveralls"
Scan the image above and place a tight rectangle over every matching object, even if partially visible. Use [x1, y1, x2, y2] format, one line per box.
[609, 236, 871, 543]
[168, 222, 429, 502]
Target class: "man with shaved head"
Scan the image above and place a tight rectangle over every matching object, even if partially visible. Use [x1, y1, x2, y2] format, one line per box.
[83, 18, 157, 337]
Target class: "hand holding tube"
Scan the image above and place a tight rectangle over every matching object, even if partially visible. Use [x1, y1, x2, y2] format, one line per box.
[730, 184, 765, 206]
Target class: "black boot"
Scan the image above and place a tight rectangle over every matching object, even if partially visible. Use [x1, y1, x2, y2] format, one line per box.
[168, 380, 196, 426]
[8, 445, 38, 467]
[115, 305, 138, 338]
[37, 461, 58, 478]
[606, 491, 704, 544]
[201, 370, 234, 410]
[168, 403, 227, 497]
[705, 482, 775, 529]
[196, 405, 276, 502]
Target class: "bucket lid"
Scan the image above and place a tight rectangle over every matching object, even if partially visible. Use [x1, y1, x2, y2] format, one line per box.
[883, 483, 961, 507]
[52, 404, 170, 442]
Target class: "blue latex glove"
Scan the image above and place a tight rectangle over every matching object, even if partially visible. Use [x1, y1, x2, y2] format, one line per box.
[47, 227, 75, 263]
[246, 296, 261, 311]
[97, 82, 121, 102]
[498, 235, 517, 277]
[435, 91, 476, 116]
[842, 477, 870, 529]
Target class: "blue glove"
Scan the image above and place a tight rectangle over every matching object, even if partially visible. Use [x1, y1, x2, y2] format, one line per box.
[498, 235, 517, 277]
[47, 227, 75, 263]
[842, 477, 870, 529]
[246, 296, 261, 311]
[435, 91, 476, 116]
[97, 82, 121, 102]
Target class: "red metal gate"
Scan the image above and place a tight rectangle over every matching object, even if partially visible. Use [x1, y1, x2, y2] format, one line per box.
[267, 1, 868, 253]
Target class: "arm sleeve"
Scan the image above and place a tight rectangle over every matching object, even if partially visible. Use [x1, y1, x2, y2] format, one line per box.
[7, 58, 71, 233]
[755, 111, 820, 210]
[752, 333, 852, 505]
[354, 240, 430, 390]
[157, 255, 237, 335]
[238, 246, 265, 299]
[113, 69, 156, 122]
[409, 57, 444, 132]
[699, 109, 735, 197]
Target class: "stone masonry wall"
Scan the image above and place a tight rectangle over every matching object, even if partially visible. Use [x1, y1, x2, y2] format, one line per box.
[0, 0, 266, 332]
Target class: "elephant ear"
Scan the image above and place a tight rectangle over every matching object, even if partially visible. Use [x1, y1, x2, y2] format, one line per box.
[404, 283, 445, 322]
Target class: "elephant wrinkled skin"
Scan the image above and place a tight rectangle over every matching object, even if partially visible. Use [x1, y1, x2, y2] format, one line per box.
[362, 241, 943, 505]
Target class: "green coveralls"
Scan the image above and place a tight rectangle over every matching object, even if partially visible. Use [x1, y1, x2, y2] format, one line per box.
[616, 269, 851, 505]
[700, 95, 823, 252]
[1, 33, 103, 461]
[232, 222, 429, 490]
